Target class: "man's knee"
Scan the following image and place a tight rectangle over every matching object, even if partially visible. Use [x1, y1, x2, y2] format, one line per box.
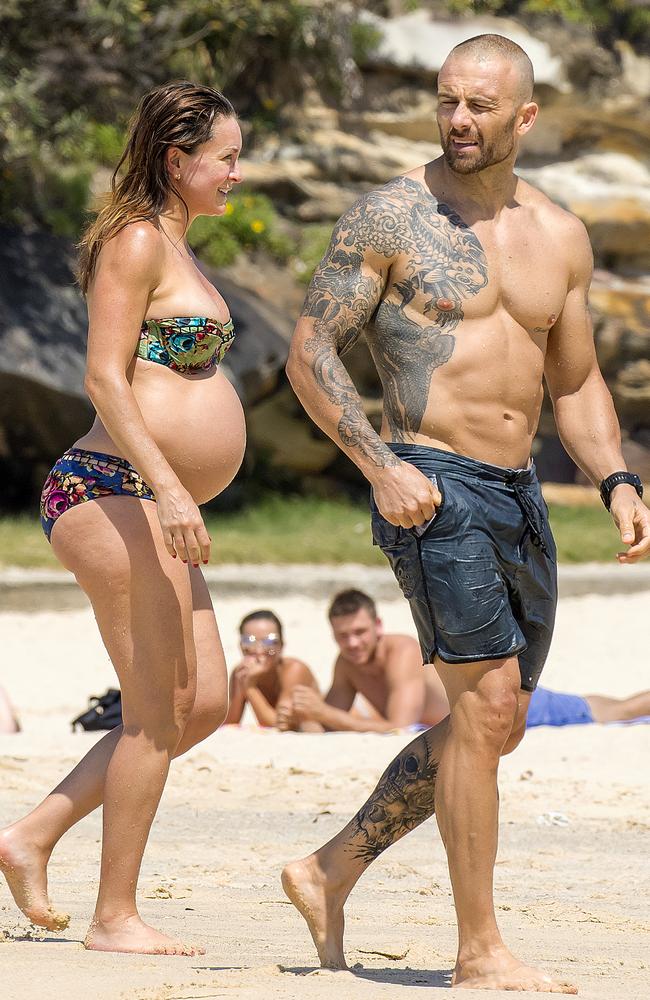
[501, 720, 526, 756]
[452, 673, 519, 754]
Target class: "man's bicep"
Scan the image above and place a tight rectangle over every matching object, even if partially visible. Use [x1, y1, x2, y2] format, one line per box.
[544, 223, 597, 400]
[300, 197, 392, 353]
[544, 285, 598, 400]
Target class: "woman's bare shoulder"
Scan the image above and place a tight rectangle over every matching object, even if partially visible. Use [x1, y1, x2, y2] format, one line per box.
[97, 220, 165, 280]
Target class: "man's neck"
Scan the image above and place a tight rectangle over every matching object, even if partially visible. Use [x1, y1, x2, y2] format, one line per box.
[430, 156, 519, 219]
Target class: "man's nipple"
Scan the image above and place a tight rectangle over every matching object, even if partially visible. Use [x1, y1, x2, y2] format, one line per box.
[436, 298, 455, 311]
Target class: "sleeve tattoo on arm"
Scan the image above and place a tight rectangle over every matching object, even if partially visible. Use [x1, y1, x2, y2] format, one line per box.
[301, 176, 488, 452]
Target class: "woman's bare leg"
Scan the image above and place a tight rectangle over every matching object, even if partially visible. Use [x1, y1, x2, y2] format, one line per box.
[0, 500, 224, 952]
[585, 690, 650, 723]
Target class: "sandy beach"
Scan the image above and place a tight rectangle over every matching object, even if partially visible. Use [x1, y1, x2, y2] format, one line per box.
[1, 568, 649, 1000]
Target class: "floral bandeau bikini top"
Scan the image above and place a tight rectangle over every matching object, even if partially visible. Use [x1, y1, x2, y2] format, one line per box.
[136, 316, 236, 373]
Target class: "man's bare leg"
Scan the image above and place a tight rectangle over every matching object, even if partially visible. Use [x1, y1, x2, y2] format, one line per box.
[283, 656, 576, 993]
[433, 658, 574, 992]
[282, 719, 448, 968]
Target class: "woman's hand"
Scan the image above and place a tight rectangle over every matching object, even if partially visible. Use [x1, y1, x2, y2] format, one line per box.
[156, 484, 211, 565]
[232, 655, 271, 692]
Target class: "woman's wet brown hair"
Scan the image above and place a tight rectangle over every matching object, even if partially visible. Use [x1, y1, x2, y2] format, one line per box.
[77, 81, 235, 292]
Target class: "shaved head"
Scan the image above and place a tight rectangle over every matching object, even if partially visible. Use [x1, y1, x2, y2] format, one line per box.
[448, 34, 534, 104]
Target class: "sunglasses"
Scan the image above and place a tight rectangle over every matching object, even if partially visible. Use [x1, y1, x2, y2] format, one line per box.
[240, 633, 281, 649]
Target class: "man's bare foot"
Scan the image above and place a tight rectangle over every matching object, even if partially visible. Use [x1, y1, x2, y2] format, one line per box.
[0, 826, 69, 931]
[281, 856, 348, 970]
[453, 948, 577, 993]
[84, 914, 204, 955]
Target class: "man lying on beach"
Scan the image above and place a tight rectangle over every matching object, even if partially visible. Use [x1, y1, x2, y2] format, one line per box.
[278, 588, 448, 732]
[282, 31, 649, 993]
[284, 589, 650, 732]
[223, 609, 321, 731]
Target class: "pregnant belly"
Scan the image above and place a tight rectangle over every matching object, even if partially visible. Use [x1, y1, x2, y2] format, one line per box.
[148, 371, 246, 503]
[78, 368, 247, 505]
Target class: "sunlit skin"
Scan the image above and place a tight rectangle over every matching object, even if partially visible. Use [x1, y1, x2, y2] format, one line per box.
[287, 607, 450, 733]
[0, 109, 248, 956]
[284, 42, 649, 995]
[224, 617, 320, 730]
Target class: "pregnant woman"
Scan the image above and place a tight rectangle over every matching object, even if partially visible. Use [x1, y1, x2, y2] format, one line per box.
[0, 82, 246, 955]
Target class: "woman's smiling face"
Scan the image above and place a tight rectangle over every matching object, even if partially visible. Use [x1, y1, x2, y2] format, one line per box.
[173, 115, 243, 219]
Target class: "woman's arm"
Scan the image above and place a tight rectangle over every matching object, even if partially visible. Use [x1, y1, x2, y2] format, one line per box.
[84, 223, 211, 565]
[223, 667, 246, 725]
[276, 660, 323, 733]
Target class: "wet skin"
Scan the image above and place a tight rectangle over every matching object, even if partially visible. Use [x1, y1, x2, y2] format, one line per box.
[281, 47, 649, 993]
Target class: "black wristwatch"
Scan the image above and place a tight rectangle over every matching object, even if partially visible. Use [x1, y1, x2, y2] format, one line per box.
[599, 471, 644, 511]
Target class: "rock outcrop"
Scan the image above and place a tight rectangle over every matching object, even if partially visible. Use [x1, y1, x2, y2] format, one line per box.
[233, 8, 650, 486]
[0, 225, 291, 508]
[2, 9, 649, 503]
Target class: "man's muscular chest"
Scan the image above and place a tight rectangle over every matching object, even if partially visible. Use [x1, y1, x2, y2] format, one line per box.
[382, 204, 567, 337]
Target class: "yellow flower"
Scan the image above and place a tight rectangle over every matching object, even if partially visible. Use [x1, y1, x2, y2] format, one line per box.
[224, 202, 234, 215]
[250, 219, 265, 234]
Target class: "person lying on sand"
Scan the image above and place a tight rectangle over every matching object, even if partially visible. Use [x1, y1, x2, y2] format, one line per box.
[277, 589, 449, 733]
[526, 686, 650, 728]
[223, 609, 321, 731]
[0, 685, 20, 734]
[283, 589, 650, 733]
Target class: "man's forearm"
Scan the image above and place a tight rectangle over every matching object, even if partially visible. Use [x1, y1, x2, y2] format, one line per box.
[286, 339, 398, 482]
[553, 373, 628, 486]
[318, 703, 398, 733]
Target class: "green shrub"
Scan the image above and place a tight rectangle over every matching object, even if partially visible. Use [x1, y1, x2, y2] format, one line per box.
[350, 20, 384, 66]
[293, 223, 334, 285]
[41, 167, 91, 238]
[189, 192, 295, 267]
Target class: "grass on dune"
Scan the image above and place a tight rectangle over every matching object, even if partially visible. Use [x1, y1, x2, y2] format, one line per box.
[0, 495, 626, 570]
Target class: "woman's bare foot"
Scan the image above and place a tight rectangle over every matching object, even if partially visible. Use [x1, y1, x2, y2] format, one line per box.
[453, 948, 577, 993]
[281, 856, 349, 970]
[0, 826, 69, 931]
[84, 914, 204, 955]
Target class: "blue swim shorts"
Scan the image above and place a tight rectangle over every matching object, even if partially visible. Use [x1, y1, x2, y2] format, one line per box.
[370, 444, 558, 692]
[526, 687, 593, 727]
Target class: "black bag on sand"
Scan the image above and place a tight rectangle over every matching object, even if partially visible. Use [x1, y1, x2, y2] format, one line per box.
[71, 688, 123, 732]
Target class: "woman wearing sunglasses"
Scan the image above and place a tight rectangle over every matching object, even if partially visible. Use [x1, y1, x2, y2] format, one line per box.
[224, 610, 320, 730]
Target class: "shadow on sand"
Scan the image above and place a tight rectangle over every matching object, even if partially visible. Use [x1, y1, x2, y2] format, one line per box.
[279, 964, 452, 988]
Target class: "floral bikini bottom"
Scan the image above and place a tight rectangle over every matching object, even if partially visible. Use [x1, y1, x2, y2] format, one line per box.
[40, 448, 156, 542]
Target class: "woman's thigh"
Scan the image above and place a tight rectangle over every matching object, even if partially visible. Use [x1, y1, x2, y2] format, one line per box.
[51, 496, 197, 735]
[187, 568, 228, 727]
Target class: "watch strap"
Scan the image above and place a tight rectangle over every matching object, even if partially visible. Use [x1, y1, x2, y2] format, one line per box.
[599, 471, 643, 511]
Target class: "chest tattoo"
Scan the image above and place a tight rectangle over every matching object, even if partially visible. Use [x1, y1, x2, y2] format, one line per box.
[299, 176, 488, 459]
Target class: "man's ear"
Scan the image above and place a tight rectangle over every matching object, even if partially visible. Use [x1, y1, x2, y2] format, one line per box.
[375, 616, 384, 636]
[518, 101, 538, 135]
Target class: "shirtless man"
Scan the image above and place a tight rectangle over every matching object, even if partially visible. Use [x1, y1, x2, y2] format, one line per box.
[287, 588, 448, 732]
[281, 33, 650, 994]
